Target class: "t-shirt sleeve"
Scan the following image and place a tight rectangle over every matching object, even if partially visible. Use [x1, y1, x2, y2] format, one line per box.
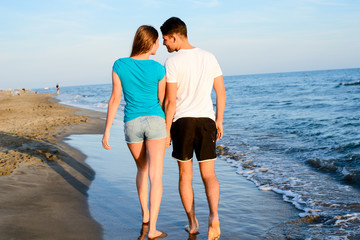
[165, 58, 177, 83]
[158, 64, 166, 82]
[112, 59, 121, 76]
[211, 54, 222, 78]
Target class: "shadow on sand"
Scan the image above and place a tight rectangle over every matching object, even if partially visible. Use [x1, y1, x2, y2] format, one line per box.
[0, 131, 95, 196]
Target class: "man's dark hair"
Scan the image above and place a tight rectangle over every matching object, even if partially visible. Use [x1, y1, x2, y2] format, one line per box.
[160, 17, 187, 38]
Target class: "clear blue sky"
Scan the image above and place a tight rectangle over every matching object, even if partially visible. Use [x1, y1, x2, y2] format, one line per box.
[1, 0, 359, 89]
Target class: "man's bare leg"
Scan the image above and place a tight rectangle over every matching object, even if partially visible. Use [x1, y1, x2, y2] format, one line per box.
[178, 160, 199, 234]
[199, 160, 220, 240]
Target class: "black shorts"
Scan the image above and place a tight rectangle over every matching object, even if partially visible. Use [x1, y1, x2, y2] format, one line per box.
[170, 117, 217, 162]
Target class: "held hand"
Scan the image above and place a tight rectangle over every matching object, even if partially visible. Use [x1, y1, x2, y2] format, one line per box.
[102, 134, 111, 150]
[165, 136, 172, 148]
[165, 130, 172, 148]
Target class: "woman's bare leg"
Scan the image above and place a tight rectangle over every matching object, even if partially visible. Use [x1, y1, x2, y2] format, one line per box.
[127, 142, 149, 223]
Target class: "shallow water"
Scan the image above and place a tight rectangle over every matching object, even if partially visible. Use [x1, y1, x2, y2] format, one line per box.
[218, 68, 360, 238]
[39, 67, 360, 238]
[65, 123, 299, 239]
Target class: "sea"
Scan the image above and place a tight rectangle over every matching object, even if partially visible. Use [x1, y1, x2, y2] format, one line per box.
[36, 68, 360, 239]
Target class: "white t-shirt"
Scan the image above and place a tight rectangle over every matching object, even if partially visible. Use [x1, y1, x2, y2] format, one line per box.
[165, 48, 222, 122]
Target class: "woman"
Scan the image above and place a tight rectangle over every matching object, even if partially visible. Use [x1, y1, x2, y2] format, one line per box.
[102, 25, 167, 239]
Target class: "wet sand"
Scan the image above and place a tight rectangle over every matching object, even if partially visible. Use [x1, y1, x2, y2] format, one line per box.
[67, 121, 302, 240]
[0, 91, 105, 240]
[0, 91, 302, 240]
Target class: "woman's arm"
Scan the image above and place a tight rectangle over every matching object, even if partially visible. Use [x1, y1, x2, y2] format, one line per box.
[158, 75, 166, 108]
[102, 71, 122, 150]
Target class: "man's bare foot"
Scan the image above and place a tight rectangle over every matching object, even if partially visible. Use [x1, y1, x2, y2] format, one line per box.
[208, 220, 220, 240]
[185, 218, 199, 235]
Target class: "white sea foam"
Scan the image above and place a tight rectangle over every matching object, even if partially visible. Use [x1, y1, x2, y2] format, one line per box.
[36, 68, 360, 238]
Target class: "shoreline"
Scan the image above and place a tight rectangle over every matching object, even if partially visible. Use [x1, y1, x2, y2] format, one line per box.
[65, 120, 301, 239]
[67, 130, 301, 239]
[0, 92, 105, 240]
[0, 91, 302, 239]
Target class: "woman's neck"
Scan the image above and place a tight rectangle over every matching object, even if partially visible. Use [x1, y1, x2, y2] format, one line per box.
[131, 52, 150, 60]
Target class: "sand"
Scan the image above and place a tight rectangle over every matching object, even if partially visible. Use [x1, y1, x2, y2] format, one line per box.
[71, 122, 301, 239]
[0, 91, 302, 240]
[0, 91, 105, 240]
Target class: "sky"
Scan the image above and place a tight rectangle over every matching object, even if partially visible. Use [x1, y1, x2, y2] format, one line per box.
[0, 0, 359, 89]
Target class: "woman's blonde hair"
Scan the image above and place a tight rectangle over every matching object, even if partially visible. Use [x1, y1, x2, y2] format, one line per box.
[130, 25, 158, 57]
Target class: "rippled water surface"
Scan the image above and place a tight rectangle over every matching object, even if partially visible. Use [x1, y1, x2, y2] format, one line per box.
[218, 68, 360, 239]
[37, 68, 360, 239]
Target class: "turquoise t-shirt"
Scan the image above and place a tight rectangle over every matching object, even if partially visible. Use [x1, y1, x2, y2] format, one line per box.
[112, 58, 166, 122]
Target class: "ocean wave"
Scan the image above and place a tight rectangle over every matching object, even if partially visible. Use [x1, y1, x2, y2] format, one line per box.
[217, 144, 360, 238]
[265, 213, 360, 239]
[342, 81, 360, 86]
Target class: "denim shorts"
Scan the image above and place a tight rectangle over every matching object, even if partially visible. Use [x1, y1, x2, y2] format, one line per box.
[124, 116, 166, 143]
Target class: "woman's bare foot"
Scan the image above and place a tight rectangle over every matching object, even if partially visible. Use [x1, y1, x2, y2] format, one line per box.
[148, 230, 167, 239]
[138, 222, 149, 240]
[142, 210, 149, 224]
[208, 220, 220, 240]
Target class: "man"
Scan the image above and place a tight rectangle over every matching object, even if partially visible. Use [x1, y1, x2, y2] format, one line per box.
[161, 17, 226, 240]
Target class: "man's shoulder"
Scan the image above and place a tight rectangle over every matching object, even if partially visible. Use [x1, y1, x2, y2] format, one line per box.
[197, 48, 217, 59]
[165, 52, 181, 67]
[165, 48, 217, 66]
[189, 48, 217, 62]
[167, 51, 183, 60]
[166, 48, 204, 61]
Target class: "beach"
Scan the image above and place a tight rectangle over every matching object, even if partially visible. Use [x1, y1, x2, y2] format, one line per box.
[0, 91, 301, 240]
[68, 132, 301, 239]
[0, 91, 104, 240]
[4, 68, 359, 240]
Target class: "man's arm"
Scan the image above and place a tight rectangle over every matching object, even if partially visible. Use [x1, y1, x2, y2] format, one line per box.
[213, 75, 226, 141]
[164, 82, 177, 148]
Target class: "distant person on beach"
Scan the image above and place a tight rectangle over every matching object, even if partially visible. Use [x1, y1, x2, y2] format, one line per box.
[102, 25, 167, 239]
[161, 17, 226, 240]
[56, 84, 59, 94]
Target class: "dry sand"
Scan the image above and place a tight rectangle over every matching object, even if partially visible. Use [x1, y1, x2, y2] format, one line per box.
[0, 91, 105, 240]
[0, 91, 302, 240]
